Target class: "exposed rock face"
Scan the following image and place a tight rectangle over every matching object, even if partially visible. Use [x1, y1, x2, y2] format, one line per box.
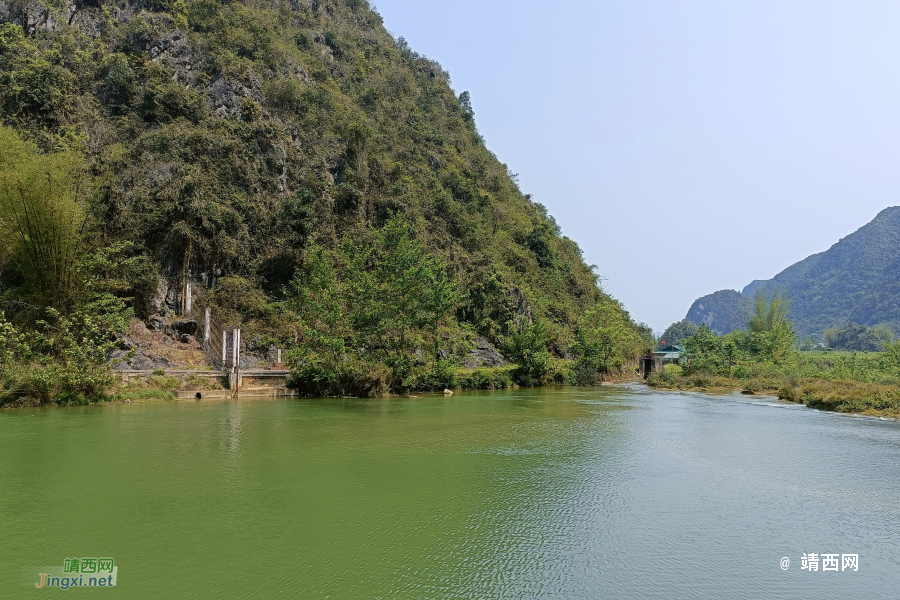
[507, 288, 533, 327]
[0, 0, 63, 34]
[685, 290, 752, 336]
[146, 315, 167, 332]
[172, 320, 198, 336]
[109, 349, 176, 370]
[148, 279, 181, 316]
[241, 338, 278, 368]
[464, 337, 506, 369]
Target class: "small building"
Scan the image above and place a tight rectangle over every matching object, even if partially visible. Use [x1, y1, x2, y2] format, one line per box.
[654, 344, 684, 363]
[651, 344, 684, 373]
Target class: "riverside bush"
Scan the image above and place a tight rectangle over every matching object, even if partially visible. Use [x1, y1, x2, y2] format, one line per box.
[403, 365, 516, 391]
[778, 380, 900, 415]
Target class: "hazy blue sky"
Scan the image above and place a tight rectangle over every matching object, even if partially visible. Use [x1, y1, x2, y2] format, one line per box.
[372, 0, 900, 332]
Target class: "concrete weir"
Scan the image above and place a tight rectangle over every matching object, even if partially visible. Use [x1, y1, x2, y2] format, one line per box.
[117, 369, 293, 399]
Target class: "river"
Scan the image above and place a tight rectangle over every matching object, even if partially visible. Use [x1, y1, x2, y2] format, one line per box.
[1, 385, 898, 598]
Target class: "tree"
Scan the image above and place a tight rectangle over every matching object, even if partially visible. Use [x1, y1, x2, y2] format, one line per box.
[345, 216, 460, 377]
[683, 324, 725, 374]
[886, 340, 900, 373]
[572, 298, 643, 382]
[507, 318, 552, 386]
[747, 290, 796, 363]
[824, 323, 889, 352]
[748, 289, 790, 334]
[872, 324, 895, 346]
[0, 244, 136, 404]
[0, 125, 89, 310]
[284, 215, 461, 394]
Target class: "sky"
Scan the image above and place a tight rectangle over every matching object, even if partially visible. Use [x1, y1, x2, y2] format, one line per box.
[371, 0, 900, 332]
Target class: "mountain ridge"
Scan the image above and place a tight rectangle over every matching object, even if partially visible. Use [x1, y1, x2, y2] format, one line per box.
[684, 206, 900, 339]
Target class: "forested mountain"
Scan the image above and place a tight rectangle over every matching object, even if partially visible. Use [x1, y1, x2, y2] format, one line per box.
[0, 0, 649, 396]
[685, 290, 752, 337]
[682, 207, 900, 340]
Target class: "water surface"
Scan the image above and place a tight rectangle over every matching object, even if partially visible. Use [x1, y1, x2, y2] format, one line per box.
[2, 386, 898, 598]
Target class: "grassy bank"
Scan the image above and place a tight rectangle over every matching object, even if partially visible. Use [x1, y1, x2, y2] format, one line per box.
[648, 351, 900, 417]
[0, 369, 222, 408]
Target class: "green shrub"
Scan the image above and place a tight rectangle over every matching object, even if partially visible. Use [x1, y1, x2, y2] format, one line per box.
[264, 78, 304, 112]
[731, 365, 750, 379]
[454, 366, 515, 390]
[647, 368, 680, 388]
[287, 357, 391, 397]
[664, 364, 682, 376]
[743, 378, 763, 393]
[0, 23, 24, 52]
[507, 319, 552, 386]
[687, 374, 713, 388]
[778, 385, 796, 402]
[571, 359, 600, 386]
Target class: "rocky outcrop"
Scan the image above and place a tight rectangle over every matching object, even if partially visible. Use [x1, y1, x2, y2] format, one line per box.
[0, 0, 65, 34]
[171, 319, 198, 336]
[507, 287, 533, 327]
[240, 338, 279, 368]
[109, 348, 176, 371]
[685, 290, 752, 336]
[463, 337, 506, 369]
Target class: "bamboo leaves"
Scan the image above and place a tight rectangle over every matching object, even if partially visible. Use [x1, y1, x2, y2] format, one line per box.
[0, 126, 88, 309]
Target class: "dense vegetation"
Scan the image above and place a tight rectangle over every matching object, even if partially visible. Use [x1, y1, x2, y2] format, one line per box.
[652, 294, 900, 417]
[822, 322, 893, 352]
[0, 0, 650, 403]
[658, 318, 697, 347]
[684, 206, 900, 340]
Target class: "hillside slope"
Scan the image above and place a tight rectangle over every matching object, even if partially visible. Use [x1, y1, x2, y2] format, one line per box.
[0, 0, 648, 387]
[683, 207, 900, 339]
[685, 290, 752, 336]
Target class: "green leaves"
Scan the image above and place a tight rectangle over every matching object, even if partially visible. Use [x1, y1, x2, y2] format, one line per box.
[507, 318, 552, 386]
[346, 216, 460, 366]
[885, 341, 900, 373]
[284, 215, 461, 394]
[571, 298, 645, 382]
[0, 244, 135, 405]
[0, 0, 653, 400]
[0, 23, 23, 53]
[748, 290, 791, 334]
[0, 125, 89, 310]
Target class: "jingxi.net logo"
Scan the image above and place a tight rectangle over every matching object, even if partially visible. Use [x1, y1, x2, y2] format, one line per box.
[34, 557, 117, 589]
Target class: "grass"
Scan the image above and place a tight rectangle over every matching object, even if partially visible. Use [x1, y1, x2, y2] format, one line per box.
[647, 351, 900, 417]
[778, 380, 900, 417]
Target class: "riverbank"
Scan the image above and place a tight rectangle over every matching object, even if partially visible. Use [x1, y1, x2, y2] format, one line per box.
[2, 362, 646, 408]
[648, 373, 900, 418]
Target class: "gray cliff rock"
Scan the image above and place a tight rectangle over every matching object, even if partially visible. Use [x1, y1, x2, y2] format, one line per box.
[464, 337, 506, 369]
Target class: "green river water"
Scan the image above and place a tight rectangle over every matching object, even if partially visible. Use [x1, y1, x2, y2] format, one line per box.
[2, 385, 899, 598]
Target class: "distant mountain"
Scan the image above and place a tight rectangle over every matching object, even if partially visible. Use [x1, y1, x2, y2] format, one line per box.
[685, 290, 752, 336]
[683, 207, 900, 339]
